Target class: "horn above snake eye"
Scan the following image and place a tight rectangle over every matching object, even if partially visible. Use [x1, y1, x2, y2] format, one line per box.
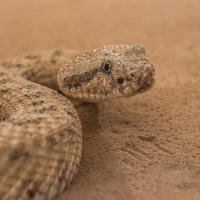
[101, 60, 112, 74]
[125, 46, 145, 57]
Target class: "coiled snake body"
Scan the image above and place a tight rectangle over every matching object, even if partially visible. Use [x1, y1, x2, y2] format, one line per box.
[0, 45, 155, 200]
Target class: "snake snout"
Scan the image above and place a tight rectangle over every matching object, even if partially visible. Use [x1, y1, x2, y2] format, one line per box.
[138, 64, 155, 90]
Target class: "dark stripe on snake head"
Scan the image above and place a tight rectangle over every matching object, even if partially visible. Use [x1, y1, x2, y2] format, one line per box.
[64, 68, 100, 88]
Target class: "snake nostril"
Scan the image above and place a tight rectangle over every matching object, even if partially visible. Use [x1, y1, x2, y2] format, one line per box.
[117, 77, 124, 84]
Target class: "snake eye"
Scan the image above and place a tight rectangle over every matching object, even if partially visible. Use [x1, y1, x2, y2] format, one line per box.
[101, 60, 112, 74]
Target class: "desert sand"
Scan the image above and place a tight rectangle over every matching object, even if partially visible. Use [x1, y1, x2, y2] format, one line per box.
[0, 0, 199, 199]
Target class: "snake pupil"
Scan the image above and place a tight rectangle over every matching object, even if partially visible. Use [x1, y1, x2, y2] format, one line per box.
[104, 63, 110, 71]
[101, 61, 112, 74]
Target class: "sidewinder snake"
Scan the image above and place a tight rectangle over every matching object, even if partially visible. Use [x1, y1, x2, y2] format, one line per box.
[0, 45, 155, 200]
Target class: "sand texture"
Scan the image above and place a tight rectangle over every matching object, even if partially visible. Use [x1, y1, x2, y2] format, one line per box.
[0, 0, 199, 199]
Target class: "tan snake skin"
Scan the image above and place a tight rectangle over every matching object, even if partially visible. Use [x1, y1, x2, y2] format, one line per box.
[0, 45, 155, 200]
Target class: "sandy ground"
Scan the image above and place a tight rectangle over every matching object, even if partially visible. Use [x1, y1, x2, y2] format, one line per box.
[0, 0, 200, 199]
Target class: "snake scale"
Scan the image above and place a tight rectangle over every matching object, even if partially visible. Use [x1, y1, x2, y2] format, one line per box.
[0, 45, 155, 200]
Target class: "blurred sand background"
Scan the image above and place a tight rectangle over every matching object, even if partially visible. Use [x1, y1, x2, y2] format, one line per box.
[0, 0, 200, 199]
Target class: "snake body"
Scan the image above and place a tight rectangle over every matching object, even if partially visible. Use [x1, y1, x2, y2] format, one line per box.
[0, 45, 155, 200]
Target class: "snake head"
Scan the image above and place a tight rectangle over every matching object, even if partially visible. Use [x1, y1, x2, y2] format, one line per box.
[58, 45, 155, 102]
